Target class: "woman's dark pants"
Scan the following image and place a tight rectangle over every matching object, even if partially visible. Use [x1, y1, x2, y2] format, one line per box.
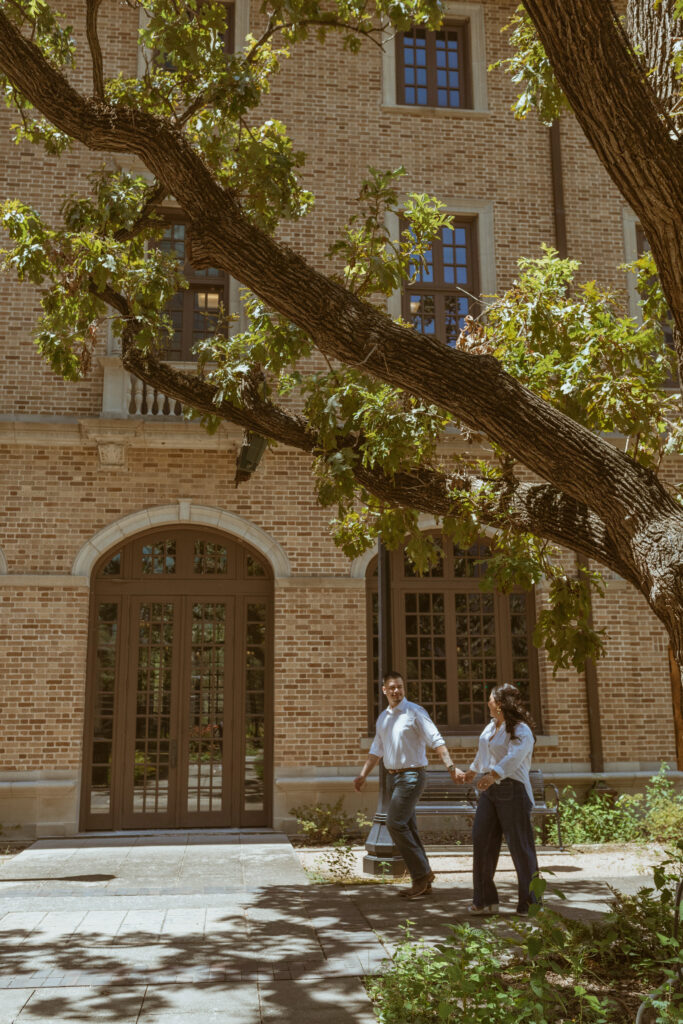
[472, 777, 539, 912]
[386, 768, 431, 881]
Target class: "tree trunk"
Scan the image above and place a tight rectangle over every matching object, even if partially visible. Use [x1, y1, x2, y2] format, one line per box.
[667, 648, 683, 770]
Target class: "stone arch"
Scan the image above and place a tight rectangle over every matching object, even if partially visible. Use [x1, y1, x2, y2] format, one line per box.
[71, 502, 291, 578]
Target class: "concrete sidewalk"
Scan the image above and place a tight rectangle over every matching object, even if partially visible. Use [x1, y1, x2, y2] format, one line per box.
[0, 833, 644, 1024]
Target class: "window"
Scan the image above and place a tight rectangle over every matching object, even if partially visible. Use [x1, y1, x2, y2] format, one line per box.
[636, 225, 677, 388]
[396, 22, 470, 108]
[158, 219, 230, 361]
[381, 3, 488, 114]
[402, 220, 479, 345]
[366, 535, 540, 732]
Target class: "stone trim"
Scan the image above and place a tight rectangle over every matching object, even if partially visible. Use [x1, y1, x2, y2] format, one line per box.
[0, 575, 89, 588]
[381, 2, 488, 113]
[0, 546, 7, 574]
[358, 734, 559, 750]
[71, 502, 292, 578]
[274, 577, 364, 590]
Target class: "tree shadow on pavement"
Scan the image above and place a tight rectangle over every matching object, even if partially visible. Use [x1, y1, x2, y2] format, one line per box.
[0, 874, 618, 1022]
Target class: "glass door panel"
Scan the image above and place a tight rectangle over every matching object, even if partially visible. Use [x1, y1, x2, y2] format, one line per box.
[243, 602, 267, 814]
[89, 601, 119, 817]
[124, 600, 177, 825]
[185, 601, 228, 819]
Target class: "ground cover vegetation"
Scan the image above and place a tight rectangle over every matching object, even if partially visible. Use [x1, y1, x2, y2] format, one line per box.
[545, 764, 683, 846]
[368, 849, 683, 1023]
[1, 0, 683, 688]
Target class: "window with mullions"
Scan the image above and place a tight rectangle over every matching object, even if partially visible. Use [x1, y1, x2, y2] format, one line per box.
[396, 22, 470, 108]
[402, 220, 479, 346]
[158, 220, 230, 361]
[366, 535, 540, 732]
[636, 225, 677, 388]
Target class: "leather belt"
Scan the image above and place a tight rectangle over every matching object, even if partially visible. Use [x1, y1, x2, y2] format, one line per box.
[386, 766, 424, 774]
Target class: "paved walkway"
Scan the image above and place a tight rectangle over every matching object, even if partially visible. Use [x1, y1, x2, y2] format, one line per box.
[0, 833, 646, 1024]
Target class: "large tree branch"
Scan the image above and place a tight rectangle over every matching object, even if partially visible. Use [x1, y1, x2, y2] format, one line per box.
[1, 7, 681, 587]
[121, 341, 633, 580]
[521, 0, 683, 376]
[627, 0, 683, 121]
[85, 0, 105, 100]
[94, 282, 635, 581]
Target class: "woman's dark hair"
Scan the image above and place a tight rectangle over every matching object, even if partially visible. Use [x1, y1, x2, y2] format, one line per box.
[490, 684, 536, 739]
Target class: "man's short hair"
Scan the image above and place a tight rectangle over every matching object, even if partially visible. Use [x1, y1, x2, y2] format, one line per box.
[382, 670, 404, 685]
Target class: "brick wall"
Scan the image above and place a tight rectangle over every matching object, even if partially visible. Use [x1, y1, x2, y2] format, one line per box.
[0, 1, 680, 834]
[0, 585, 88, 770]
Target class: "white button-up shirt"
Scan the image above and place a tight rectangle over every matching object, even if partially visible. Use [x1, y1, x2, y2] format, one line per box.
[470, 719, 535, 803]
[369, 698, 445, 769]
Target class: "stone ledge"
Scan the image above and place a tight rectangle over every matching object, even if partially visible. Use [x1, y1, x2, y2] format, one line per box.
[0, 575, 89, 588]
[358, 735, 559, 751]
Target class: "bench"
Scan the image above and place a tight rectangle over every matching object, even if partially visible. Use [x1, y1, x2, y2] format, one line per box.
[415, 768, 564, 849]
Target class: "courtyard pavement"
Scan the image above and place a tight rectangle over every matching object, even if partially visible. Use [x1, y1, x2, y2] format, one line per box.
[0, 832, 651, 1024]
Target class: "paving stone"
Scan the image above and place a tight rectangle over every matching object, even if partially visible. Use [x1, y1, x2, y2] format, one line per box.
[258, 977, 376, 1022]
[138, 980, 260, 1018]
[0, 987, 33, 1024]
[15, 986, 145, 1023]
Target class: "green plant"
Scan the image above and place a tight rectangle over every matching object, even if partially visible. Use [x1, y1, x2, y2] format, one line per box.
[368, 857, 683, 1023]
[539, 765, 683, 846]
[290, 797, 370, 846]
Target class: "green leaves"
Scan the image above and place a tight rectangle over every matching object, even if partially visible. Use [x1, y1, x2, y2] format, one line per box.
[533, 565, 606, 672]
[329, 167, 453, 299]
[490, 5, 568, 125]
[460, 245, 680, 470]
[0, 171, 186, 378]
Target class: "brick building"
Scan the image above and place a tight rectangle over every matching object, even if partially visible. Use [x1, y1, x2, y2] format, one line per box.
[0, 0, 681, 839]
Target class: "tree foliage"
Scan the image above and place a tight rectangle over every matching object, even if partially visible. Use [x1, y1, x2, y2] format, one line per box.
[1, 0, 683, 673]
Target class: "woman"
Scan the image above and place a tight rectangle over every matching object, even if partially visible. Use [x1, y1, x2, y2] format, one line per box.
[463, 684, 539, 916]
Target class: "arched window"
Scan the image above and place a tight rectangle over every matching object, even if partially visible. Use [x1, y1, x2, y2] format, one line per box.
[366, 534, 540, 731]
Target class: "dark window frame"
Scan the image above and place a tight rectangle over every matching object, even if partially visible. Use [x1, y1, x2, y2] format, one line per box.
[365, 535, 542, 734]
[157, 215, 231, 361]
[401, 217, 480, 346]
[396, 20, 471, 109]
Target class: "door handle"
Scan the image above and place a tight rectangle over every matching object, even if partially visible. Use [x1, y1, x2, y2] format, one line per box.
[170, 738, 178, 768]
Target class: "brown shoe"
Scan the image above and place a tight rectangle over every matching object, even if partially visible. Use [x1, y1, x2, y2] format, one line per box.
[399, 871, 435, 899]
[399, 882, 432, 898]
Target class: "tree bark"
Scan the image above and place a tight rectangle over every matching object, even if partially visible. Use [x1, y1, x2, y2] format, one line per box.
[627, 0, 683, 119]
[521, 0, 683, 377]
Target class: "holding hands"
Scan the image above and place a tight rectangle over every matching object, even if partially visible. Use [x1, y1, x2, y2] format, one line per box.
[476, 771, 499, 791]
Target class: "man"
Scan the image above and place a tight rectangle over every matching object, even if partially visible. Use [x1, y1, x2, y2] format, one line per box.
[354, 670, 464, 898]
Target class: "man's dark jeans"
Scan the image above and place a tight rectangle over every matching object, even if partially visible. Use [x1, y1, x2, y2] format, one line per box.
[472, 777, 539, 912]
[386, 768, 431, 881]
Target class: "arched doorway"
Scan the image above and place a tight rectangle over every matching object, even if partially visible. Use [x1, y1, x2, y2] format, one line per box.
[81, 527, 273, 830]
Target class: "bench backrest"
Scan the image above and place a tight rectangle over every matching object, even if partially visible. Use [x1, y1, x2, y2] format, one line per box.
[422, 768, 547, 805]
[421, 773, 478, 803]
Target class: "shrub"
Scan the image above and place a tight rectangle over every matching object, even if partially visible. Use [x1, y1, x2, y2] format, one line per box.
[540, 765, 683, 846]
[289, 797, 370, 846]
[368, 855, 683, 1023]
